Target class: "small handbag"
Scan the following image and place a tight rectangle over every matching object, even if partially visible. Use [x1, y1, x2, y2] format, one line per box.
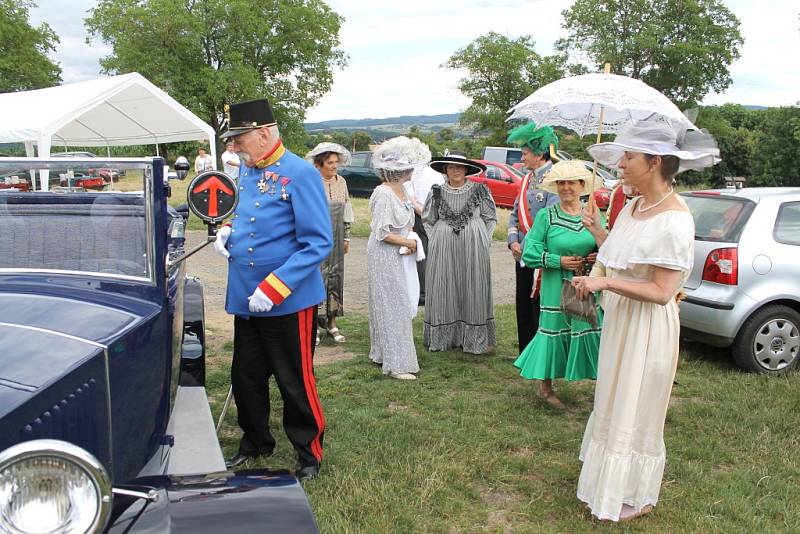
[560, 263, 599, 328]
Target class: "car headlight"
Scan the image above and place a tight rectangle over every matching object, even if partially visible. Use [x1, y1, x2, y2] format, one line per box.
[0, 439, 112, 534]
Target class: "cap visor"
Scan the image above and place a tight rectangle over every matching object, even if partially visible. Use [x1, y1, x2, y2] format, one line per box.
[220, 127, 257, 140]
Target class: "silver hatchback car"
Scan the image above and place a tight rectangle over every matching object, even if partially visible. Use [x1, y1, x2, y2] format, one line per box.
[679, 188, 800, 375]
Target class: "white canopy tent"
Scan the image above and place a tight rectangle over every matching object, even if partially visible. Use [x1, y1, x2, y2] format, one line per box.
[0, 72, 216, 190]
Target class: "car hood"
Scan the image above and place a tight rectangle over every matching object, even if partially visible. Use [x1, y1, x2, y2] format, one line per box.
[0, 322, 105, 411]
[0, 292, 143, 344]
[0, 291, 147, 414]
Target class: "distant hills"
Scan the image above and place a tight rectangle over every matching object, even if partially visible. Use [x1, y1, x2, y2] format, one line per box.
[304, 113, 460, 131]
[304, 105, 770, 136]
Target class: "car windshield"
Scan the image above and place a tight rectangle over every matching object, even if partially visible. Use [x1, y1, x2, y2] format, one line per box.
[682, 193, 755, 242]
[0, 158, 153, 280]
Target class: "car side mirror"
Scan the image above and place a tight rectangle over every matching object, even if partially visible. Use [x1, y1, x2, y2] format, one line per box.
[174, 156, 190, 180]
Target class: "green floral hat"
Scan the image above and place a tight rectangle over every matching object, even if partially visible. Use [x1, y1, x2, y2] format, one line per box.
[506, 122, 559, 155]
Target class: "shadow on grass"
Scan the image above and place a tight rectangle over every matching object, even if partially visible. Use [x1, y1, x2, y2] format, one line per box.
[679, 338, 738, 372]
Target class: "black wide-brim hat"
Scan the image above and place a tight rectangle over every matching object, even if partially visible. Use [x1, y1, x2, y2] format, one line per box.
[220, 98, 277, 139]
[429, 155, 486, 177]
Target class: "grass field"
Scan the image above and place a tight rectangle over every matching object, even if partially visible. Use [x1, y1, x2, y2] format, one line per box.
[205, 306, 800, 533]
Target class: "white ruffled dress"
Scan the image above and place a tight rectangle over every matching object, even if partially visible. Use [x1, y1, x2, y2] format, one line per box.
[576, 197, 695, 521]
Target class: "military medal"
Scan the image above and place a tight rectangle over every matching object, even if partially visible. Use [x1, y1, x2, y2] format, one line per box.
[280, 177, 291, 201]
[257, 175, 268, 194]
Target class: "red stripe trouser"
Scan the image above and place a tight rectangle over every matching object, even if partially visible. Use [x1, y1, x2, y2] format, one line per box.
[231, 307, 325, 465]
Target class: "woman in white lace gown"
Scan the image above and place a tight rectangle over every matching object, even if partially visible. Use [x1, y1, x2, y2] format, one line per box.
[571, 121, 719, 522]
[367, 137, 430, 380]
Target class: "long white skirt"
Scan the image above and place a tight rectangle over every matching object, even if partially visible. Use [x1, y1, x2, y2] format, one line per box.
[576, 287, 681, 521]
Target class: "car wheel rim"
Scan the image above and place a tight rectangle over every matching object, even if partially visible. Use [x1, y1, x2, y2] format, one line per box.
[752, 317, 800, 371]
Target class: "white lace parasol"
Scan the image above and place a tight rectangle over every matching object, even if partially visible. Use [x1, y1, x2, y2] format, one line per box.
[508, 73, 696, 137]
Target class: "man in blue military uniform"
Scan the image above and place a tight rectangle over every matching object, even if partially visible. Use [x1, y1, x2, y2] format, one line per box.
[506, 123, 560, 353]
[214, 98, 333, 480]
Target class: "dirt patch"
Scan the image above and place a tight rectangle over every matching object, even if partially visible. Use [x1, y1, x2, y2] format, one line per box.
[478, 484, 519, 533]
[314, 345, 357, 366]
[508, 446, 536, 459]
[387, 402, 410, 412]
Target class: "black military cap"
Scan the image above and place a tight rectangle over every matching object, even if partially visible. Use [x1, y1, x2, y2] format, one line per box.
[220, 98, 277, 139]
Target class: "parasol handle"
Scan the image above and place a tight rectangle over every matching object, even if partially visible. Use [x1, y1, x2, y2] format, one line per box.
[588, 63, 612, 215]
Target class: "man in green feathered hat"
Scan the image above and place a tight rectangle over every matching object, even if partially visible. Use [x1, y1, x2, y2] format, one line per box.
[506, 122, 560, 354]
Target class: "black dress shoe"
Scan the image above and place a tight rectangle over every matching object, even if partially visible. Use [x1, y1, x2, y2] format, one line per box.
[294, 461, 320, 481]
[226, 449, 273, 469]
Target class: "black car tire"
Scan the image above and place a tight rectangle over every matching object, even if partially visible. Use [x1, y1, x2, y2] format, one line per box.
[732, 304, 800, 375]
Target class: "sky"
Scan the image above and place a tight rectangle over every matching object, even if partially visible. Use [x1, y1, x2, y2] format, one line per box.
[28, 0, 800, 123]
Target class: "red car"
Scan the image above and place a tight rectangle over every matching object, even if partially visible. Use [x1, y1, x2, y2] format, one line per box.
[471, 159, 616, 210]
[469, 160, 525, 208]
[594, 187, 612, 210]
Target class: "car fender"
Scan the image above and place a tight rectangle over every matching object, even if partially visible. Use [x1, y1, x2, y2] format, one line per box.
[734, 295, 800, 332]
[106, 471, 319, 533]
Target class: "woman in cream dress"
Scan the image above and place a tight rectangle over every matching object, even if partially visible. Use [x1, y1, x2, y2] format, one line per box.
[571, 121, 719, 522]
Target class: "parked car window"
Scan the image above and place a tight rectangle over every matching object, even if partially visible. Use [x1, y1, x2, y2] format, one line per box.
[774, 201, 800, 246]
[487, 165, 513, 182]
[349, 153, 369, 167]
[504, 151, 522, 166]
[682, 194, 755, 242]
[508, 165, 525, 178]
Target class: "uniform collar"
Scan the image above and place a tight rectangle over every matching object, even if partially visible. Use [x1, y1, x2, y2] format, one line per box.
[533, 161, 552, 181]
[527, 161, 552, 189]
[254, 140, 286, 169]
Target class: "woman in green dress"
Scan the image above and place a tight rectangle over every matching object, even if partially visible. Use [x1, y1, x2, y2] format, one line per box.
[513, 160, 605, 407]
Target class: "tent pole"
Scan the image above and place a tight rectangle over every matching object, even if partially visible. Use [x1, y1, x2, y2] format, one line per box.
[24, 141, 36, 190]
[38, 135, 52, 191]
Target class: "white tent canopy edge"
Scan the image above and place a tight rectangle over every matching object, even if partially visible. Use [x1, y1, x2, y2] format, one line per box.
[0, 72, 216, 190]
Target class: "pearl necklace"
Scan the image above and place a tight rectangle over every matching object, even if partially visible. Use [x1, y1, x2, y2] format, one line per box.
[637, 188, 674, 213]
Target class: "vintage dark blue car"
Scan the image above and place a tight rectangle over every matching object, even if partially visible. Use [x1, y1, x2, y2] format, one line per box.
[0, 157, 318, 533]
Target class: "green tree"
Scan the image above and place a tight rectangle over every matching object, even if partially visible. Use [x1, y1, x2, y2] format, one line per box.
[445, 32, 576, 145]
[0, 0, 61, 92]
[748, 107, 800, 187]
[85, 0, 346, 155]
[558, 0, 743, 107]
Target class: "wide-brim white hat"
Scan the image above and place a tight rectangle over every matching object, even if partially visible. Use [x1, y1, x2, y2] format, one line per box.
[305, 142, 352, 166]
[588, 121, 720, 173]
[539, 160, 605, 195]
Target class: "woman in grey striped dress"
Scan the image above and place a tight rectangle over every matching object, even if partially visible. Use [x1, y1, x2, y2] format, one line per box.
[423, 153, 497, 354]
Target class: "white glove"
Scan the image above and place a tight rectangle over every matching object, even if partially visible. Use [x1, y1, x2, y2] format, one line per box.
[248, 287, 274, 313]
[213, 225, 232, 259]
